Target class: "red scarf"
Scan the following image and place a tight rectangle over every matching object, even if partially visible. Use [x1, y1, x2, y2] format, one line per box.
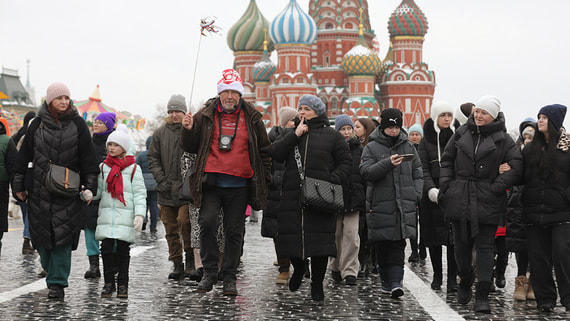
[103, 154, 135, 205]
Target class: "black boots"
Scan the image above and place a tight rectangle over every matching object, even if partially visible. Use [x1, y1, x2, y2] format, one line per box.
[85, 255, 101, 279]
[169, 262, 185, 280]
[189, 267, 204, 281]
[475, 281, 491, 313]
[184, 252, 195, 277]
[457, 274, 474, 304]
[47, 284, 65, 299]
[22, 238, 34, 255]
[310, 282, 324, 301]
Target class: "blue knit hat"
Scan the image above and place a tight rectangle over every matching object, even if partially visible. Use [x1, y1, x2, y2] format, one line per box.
[408, 123, 423, 137]
[299, 95, 326, 117]
[335, 114, 354, 131]
[538, 104, 567, 130]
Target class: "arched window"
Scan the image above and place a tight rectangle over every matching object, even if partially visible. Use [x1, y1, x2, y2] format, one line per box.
[325, 22, 334, 29]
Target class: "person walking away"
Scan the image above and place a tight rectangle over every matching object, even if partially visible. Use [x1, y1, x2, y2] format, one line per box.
[148, 94, 192, 279]
[12, 82, 99, 299]
[506, 119, 536, 301]
[83, 112, 116, 279]
[135, 136, 159, 233]
[360, 108, 423, 299]
[94, 129, 145, 298]
[262, 106, 297, 285]
[0, 120, 17, 258]
[180, 69, 271, 296]
[417, 101, 460, 292]
[407, 123, 424, 264]
[521, 104, 570, 312]
[271, 95, 351, 301]
[10, 111, 35, 254]
[329, 114, 363, 286]
[439, 95, 521, 313]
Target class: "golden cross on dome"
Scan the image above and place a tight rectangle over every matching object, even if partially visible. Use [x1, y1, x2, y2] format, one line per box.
[358, 8, 364, 36]
[263, 28, 268, 51]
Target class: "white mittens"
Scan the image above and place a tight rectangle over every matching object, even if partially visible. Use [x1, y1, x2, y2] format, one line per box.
[134, 216, 144, 232]
[82, 189, 93, 202]
[428, 188, 439, 204]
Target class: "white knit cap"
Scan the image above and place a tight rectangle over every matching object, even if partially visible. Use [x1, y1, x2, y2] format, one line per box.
[475, 95, 501, 119]
[217, 69, 244, 96]
[430, 101, 454, 121]
[106, 128, 130, 152]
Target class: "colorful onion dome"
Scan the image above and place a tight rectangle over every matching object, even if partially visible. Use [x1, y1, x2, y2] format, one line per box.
[227, 0, 274, 52]
[341, 38, 381, 76]
[388, 0, 428, 37]
[269, 0, 317, 45]
[251, 44, 276, 82]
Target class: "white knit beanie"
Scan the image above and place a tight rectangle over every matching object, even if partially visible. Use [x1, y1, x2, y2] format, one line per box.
[106, 129, 130, 152]
[217, 69, 244, 96]
[45, 82, 70, 105]
[475, 95, 501, 119]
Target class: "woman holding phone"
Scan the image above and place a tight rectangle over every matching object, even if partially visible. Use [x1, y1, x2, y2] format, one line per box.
[360, 108, 423, 298]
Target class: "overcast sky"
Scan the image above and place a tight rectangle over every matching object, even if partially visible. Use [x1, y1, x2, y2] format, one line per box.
[2, 0, 569, 130]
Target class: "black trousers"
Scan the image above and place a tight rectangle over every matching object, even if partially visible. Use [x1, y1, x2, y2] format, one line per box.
[527, 224, 570, 309]
[451, 222, 496, 283]
[199, 186, 248, 282]
[101, 238, 131, 286]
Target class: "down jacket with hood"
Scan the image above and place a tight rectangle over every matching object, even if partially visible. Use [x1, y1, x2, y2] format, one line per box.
[360, 127, 423, 242]
[417, 118, 461, 246]
[271, 116, 351, 259]
[12, 102, 99, 250]
[94, 161, 146, 243]
[439, 112, 522, 237]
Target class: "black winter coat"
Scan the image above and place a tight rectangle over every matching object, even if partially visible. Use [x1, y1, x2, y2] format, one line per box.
[521, 130, 570, 226]
[417, 118, 460, 246]
[506, 185, 526, 252]
[0, 124, 17, 233]
[342, 136, 365, 213]
[83, 131, 112, 229]
[360, 128, 423, 242]
[12, 103, 99, 250]
[261, 126, 286, 239]
[271, 116, 351, 259]
[439, 113, 522, 237]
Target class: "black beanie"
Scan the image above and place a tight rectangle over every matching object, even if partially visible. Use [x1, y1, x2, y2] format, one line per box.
[380, 108, 403, 129]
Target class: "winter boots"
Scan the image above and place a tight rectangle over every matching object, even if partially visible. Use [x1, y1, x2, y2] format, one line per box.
[513, 275, 527, 301]
[475, 281, 492, 313]
[169, 262, 185, 280]
[22, 238, 34, 255]
[457, 274, 474, 304]
[184, 252, 195, 277]
[84, 255, 101, 279]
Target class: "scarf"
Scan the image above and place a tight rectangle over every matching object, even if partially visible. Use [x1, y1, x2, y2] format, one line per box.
[103, 154, 135, 205]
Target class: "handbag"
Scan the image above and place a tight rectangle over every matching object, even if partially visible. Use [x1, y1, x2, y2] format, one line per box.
[179, 152, 195, 202]
[45, 162, 81, 198]
[294, 136, 344, 214]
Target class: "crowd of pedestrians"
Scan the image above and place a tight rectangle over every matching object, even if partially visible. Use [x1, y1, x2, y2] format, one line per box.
[1, 71, 569, 315]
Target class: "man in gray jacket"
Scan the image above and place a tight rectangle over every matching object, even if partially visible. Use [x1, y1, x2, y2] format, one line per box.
[148, 94, 192, 279]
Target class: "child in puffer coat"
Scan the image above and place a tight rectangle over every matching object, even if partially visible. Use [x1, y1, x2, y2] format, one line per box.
[93, 128, 146, 299]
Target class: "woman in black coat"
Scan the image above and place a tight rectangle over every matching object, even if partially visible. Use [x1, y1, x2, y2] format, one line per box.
[83, 112, 116, 279]
[521, 104, 570, 312]
[271, 95, 351, 301]
[12, 83, 99, 299]
[417, 101, 460, 292]
[262, 106, 298, 285]
[439, 95, 521, 313]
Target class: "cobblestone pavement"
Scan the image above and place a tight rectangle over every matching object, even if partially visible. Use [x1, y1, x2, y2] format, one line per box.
[1, 214, 568, 320]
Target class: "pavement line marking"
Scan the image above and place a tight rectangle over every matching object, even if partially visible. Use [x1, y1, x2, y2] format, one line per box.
[0, 245, 154, 303]
[404, 265, 465, 321]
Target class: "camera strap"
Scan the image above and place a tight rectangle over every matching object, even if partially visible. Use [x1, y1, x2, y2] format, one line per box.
[217, 103, 242, 142]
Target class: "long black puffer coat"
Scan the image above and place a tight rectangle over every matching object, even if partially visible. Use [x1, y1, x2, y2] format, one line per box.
[417, 118, 460, 247]
[261, 125, 286, 239]
[83, 130, 112, 230]
[271, 116, 351, 259]
[521, 129, 570, 226]
[439, 112, 522, 237]
[360, 127, 423, 242]
[12, 103, 99, 250]
[340, 136, 365, 214]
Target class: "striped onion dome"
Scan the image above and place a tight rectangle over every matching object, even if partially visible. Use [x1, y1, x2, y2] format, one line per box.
[388, 0, 428, 37]
[269, 0, 317, 45]
[227, 0, 274, 52]
[251, 45, 276, 82]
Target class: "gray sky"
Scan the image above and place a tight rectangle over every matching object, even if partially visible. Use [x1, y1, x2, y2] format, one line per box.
[2, 0, 569, 130]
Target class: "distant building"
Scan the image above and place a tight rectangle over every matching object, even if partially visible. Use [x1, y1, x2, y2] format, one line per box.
[0, 67, 36, 114]
[227, 0, 435, 128]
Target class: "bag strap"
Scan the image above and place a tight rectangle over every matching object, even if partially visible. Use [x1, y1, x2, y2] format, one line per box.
[293, 134, 310, 180]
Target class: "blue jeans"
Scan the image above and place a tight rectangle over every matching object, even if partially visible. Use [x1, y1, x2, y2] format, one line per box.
[145, 191, 159, 231]
[20, 202, 30, 239]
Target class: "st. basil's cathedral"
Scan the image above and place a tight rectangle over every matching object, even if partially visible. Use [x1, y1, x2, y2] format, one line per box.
[226, 0, 435, 128]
